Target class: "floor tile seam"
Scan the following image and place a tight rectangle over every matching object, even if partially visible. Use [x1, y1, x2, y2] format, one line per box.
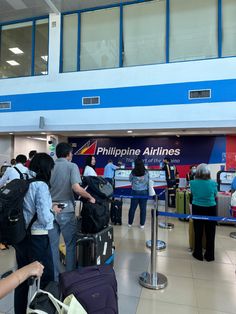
[197, 305, 233, 314]
[192, 276, 236, 287]
[138, 293, 198, 309]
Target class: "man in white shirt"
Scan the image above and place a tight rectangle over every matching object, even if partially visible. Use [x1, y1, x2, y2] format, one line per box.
[0, 154, 29, 188]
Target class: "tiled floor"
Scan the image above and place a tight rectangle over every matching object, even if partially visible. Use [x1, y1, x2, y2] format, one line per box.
[1, 202, 236, 313]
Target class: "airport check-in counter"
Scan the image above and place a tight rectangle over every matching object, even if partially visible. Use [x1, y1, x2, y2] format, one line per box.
[217, 170, 235, 192]
[114, 169, 167, 199]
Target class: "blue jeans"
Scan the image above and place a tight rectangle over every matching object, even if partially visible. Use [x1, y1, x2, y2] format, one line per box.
[49, 212, 77, 281]
[128, 190, 148, 226]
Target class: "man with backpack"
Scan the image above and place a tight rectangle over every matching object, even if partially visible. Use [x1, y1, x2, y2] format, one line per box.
[0, 154, 29, 188]
[49, 142, 95, 281]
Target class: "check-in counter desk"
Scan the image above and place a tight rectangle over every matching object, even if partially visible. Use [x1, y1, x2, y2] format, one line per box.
[114, 169, 167, 199]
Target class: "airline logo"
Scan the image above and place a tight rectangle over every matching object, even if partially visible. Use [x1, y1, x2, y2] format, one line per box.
[74, 140, 97, 155]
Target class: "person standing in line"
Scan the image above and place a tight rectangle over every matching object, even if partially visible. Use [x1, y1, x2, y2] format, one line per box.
[25, 150, 37, 168]
[49, 143, 95, 281]
[162, 157, 177, 207]
[190, 163, 217, 262]
[0, 154, 29, 188]
[128, 158, 149, 229]
[104, 159, 120, 184]
[13, 153, 56, 314]
[186, 165, 197, 186]
[83, 155, 97, 176]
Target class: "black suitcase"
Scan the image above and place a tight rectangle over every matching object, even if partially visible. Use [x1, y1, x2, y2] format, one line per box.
[77, 225, 114, 267]
[110, 200, 122, 225]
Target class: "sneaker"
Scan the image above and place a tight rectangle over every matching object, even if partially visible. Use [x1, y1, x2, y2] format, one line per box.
[128, 224, 132, 228]
[140, 225, 144, 229]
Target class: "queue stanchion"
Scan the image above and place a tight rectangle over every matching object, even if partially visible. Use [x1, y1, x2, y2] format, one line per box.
[139, 194, 168, 290]
[159, 188, 174, 229]
[146, 193, 166, 251]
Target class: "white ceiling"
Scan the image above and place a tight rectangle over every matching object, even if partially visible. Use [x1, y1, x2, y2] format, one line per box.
[0, 0, 136, 23]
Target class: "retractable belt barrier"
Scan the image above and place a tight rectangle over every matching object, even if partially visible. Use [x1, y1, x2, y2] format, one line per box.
[113, 192, 236, 223]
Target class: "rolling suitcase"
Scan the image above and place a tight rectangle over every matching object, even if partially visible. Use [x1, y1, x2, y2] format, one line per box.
[77, 225, 114, 267]
[188, 219, 206, 250]
[176, 189, 190, 221]
[110, 200, 122, 225]
[60, 264, 118, 314]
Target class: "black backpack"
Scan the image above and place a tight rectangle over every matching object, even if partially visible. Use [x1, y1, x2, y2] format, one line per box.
[82, 176, 113, 199]
[81, 199, 110, 234]
[0, 178, 36, 245]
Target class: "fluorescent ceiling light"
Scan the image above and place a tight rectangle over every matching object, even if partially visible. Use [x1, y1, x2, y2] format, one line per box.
[9, 47, 24, 54]
[6, 60, 20, 66]
[127, 130, 133, 133]
[9, 132, 14, 135]
[41, 55, 48, 62]
[27, 136, 47, 141]
[41, 71, 48, 75]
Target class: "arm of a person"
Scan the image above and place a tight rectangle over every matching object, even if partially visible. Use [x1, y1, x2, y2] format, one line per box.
[35, 183, 54, 227]
[72, 183, 95, 203]
[0, 261, 44, 300]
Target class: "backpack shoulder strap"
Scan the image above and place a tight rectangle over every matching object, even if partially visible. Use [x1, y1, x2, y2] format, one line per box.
[14, 166, 24, 179]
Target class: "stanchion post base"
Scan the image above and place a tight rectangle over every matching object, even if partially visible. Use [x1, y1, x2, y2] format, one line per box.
[229, 232, 236, 239]
[139, 272, 168, 290]
[159, 222, 174, 229]
[146, 240, 166, 251]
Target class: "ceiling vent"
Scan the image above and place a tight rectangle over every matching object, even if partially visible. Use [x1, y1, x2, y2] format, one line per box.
[0, 101, 11, 110]
[82, 96, 100, 106]
[188, 89, 211, 100]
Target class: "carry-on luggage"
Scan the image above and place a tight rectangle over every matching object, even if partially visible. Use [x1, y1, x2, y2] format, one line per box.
[188, 219, 206, 250]
[176, 189, 190, 221]
[60, 264, 118, 314]
[110, 200, 122, 225]
[77, 225, 114, 267]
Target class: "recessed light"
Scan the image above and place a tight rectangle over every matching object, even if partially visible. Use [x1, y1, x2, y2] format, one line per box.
[9, 132, 13, 135]
[41, 71, 48, 75]
[6, 60, 20, 66]
[41, 132, 46, 134]
[9, 47, 24, 54]
[127, 130, 133, 133]
[41, 55, 48, 62]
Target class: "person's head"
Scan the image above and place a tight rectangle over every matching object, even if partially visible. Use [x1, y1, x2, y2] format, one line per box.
[108, 159, 113, 164]
[83, 155, 96, 174]
[190, 165, 197, 175]
[56, 142, 73, 160]
[16, 154, 27, 165]
[195, 163, 211, 180]
[10, 158, 16, 166]
[132, 158, 146, 176]
[29, 153, 55, 184]
[29, 150, 37, 160]
[163, 157, 171, 164]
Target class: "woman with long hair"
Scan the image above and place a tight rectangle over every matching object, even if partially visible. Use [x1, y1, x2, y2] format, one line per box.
[13, 153, 56, 314]
[190, 163, 217, 262]
[128, 158, 149, 228]
[83, 155, 97, 176]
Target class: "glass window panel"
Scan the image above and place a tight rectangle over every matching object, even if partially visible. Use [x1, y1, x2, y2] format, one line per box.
[0, 21, 32, 78]
[123, 1, 166, 67]
[169, 0, 218, 62]
[80, 7, 120, 71]
[62, 13, 78, 72]
[34, 19, 49, 75]
[222, 0, 236, 57]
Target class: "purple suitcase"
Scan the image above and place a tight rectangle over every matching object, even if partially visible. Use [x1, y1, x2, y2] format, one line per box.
[59, 265, 118, 314]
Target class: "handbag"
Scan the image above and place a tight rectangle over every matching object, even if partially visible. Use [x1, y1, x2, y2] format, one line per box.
[27, 279, 87, 314]
[148, 179, 156, 196]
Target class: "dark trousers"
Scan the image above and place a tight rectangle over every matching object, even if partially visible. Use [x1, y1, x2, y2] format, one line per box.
[13, 234, 54, 314]
[105, 178, 113, 185]
[128, 190, 148, 226]
[192, 204, 216, 260]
